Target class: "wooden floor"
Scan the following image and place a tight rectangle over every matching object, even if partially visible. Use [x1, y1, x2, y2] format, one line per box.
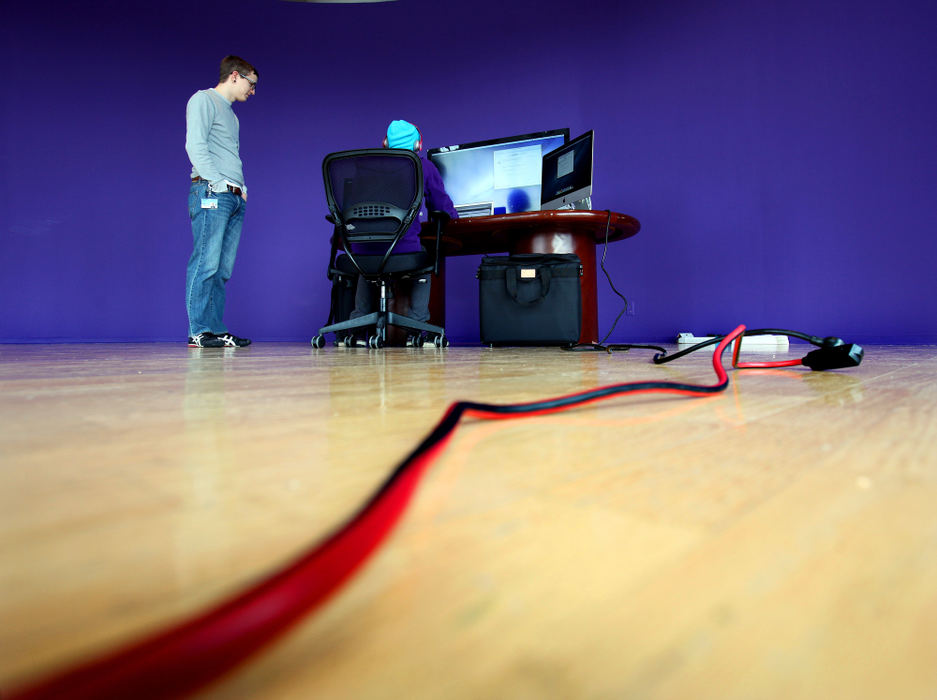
[1, 341, 936, 698]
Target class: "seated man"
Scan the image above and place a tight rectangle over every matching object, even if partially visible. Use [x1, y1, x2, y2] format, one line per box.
[348, 119, 458, 344]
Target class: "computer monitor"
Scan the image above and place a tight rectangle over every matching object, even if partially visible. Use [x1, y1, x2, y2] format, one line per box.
[427, 129, 569, 215]
[540, 130, 594, 211]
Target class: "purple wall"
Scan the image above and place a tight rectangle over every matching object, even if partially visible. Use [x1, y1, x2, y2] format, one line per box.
[2, 0, 935, 343]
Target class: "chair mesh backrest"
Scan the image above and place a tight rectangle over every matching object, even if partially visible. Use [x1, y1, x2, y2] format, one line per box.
[323, 149, 423, 244]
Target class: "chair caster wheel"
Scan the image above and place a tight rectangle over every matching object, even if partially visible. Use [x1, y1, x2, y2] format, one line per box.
[434, 333, 449, 348]
[368, 335, 383, 349]
[343, 335, 356, 348]
[311, 335, 325, 348]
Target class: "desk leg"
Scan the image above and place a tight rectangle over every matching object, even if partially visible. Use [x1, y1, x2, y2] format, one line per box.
[513, 231, 599, 345]
[429, 258, 446, 330]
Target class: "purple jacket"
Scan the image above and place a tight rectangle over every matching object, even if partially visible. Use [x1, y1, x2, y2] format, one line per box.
[352, 151, 458, 254]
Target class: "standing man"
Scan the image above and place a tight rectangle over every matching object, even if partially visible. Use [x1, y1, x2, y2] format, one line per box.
[185, 55, 257, 348]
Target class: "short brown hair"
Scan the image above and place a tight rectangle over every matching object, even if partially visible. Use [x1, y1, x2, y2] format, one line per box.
[219, 55, 257, 83]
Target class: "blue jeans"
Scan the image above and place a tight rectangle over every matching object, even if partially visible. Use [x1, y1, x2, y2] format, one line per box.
[186, 181, 244, 336]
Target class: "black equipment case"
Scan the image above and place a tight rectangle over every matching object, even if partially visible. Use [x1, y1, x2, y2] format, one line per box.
[477, 253, 583, 346]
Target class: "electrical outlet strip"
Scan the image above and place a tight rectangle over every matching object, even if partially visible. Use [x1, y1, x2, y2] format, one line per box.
[676, 332, 790, 350]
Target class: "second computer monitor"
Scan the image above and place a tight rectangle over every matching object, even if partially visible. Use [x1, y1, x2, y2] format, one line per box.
[427, 129, 569, 216]
[540, 130, 594, 211]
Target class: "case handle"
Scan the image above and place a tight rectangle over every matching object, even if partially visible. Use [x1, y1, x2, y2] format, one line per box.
[504, 267, 552, 305]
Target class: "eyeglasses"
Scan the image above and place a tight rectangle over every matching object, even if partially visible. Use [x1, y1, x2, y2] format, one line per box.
[238, 73, 257, 91]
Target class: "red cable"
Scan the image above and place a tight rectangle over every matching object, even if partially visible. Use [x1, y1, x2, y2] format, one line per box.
[731, 334, 804, 369]
[734, 358, 803, 368]
[12, 433, 453, 700]
[9, 327, 744, 699]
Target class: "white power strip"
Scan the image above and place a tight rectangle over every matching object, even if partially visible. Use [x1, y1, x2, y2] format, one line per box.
[676, 332, 790, 350]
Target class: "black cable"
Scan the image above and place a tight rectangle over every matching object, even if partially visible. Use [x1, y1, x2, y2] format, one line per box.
[605, 343, 667, 354]
[402, 328, 741, 470]
[562, 211, 632, 353]
[597, 210, 631, 345]
[563, 342, 611, 353]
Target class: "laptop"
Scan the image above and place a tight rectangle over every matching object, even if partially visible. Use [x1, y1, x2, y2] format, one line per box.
[454, 202, 494, 218]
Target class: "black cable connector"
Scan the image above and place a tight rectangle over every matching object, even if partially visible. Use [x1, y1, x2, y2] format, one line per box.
[801, 343, 864, 371]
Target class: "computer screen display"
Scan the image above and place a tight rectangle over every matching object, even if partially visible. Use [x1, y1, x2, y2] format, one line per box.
[428, 129, 569, 215]
[540, 130, 594, 211]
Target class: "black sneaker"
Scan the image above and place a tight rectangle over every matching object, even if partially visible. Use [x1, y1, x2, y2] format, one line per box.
[217, 332, 251, 347]
[343, 335, 368, 348]
[406, 332, 427, 347]
[188, 332, 225, 348]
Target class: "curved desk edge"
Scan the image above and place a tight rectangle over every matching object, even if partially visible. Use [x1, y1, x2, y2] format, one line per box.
[421, 210, 640, 256]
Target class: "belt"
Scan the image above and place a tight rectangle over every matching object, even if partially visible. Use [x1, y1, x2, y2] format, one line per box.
[191, 177, 243, 197]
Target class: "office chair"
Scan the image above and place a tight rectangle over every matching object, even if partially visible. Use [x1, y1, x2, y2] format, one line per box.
[312, 148, 449, 349]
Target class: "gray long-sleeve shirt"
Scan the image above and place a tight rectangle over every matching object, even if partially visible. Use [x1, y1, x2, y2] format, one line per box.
[185, 88, 246, 194]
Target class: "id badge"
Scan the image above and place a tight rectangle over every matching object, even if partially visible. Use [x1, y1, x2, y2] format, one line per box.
[201, 198, 218, 209]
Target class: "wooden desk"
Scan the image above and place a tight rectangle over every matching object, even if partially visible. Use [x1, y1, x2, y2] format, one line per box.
[421, 210, 640, 344]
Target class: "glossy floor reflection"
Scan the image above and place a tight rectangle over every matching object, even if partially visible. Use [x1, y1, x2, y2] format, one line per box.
[1, 342, 936, 698]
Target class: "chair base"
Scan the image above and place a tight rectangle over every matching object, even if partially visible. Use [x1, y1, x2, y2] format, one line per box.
[314, 265, 446, 349]
[315, 310, 446, 348]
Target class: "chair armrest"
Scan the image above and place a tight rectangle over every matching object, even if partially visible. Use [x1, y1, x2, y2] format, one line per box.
[327, 218, 343, 274]
[428, 209, 451, 225]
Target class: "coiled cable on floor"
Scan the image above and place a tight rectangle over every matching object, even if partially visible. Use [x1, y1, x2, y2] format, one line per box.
[9, 325, 746, 700]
